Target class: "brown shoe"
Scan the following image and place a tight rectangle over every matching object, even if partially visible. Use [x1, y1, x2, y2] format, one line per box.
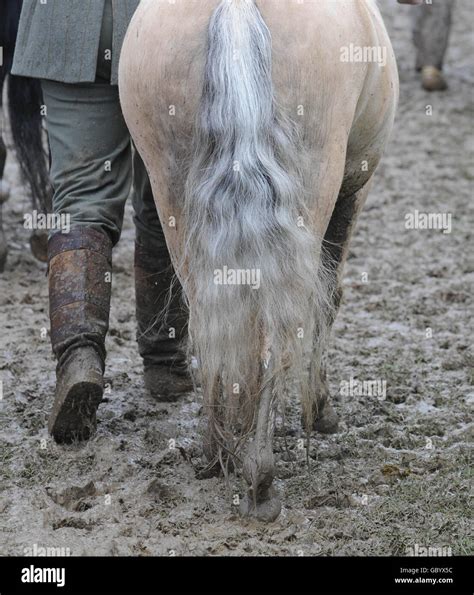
[48, 227, 112, 443]
[135, 240, 191, 400]
[421, 66, 448, 92]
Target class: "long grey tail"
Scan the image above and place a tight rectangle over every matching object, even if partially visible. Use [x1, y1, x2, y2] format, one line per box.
[182, 0, 332, 455]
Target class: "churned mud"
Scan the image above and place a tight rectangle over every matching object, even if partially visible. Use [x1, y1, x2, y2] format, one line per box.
[0, 1, 472, 556]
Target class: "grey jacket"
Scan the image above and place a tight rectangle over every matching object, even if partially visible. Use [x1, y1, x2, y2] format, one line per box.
[11, 0, 140, 85]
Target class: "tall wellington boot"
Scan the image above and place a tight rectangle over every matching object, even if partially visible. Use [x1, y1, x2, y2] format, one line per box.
[135, 240, 193, 401]
[48, 227, 112, 443]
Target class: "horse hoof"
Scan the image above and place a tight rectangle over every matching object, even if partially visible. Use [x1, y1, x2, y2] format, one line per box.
[0, 232, 7, 272]
[313, 400, 339, 434]
[0, 249, 7, 273]
[29, 230, 48, 263]
[239, 486, 281, 522]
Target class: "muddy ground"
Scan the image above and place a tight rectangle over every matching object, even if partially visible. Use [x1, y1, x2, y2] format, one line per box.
[0, 1, 472, 557]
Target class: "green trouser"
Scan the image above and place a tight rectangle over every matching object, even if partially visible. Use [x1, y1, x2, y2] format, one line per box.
[413, 0, 454, 71]
[42, 0, 183, 368]
[41, 0, 164, 249]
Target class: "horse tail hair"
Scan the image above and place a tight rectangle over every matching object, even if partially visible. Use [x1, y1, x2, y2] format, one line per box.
[7, 75, 52, 213]
[183, 0, 333, 460]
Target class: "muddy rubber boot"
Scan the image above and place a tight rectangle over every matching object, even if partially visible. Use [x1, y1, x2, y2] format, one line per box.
[48, 227, 112, 443]
[135, 241, 193, 401]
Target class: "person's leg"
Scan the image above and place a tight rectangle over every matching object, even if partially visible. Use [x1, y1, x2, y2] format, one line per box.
[132, 150, 192, 400]
[413, 0, 455, 91]
[43, 77, 133, 442]
[41, 0, 135, 443]
[43, 80, 130, 244]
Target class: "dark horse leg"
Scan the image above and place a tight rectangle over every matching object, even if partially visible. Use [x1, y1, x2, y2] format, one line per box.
[8, 75, 51, 263]
[240, 357, 281, 522]
[0, 0, 51, 269]
[308, 176, 374, 433]
[0, 72, 11, 272]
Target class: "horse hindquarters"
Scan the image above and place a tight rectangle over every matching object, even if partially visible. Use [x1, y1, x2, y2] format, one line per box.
[120, 0, 332, 521]
[119, 0, 398, 522]
[178, 0, 341, 521]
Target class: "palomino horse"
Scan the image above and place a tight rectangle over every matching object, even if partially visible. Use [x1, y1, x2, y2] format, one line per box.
[119, 0, 398, 521]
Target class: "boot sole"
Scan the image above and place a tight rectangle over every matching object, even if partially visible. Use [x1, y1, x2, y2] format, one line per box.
[49, 381, 103, 444]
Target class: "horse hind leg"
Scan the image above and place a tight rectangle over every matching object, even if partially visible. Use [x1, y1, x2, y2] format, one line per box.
[239, 357, 281, 522]
[0, 134, 10, 272]
[305, 176, 374, 433]
[308, 347, 340, 434]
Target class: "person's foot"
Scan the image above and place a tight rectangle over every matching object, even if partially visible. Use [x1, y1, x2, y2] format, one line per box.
[421, 66, 448, 92]
[144, 363, 194, 401]
[49, 346, 104, 444]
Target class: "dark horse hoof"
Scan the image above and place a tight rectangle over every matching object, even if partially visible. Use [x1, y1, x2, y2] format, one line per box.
[0, 232, 7, 272]
[313, 400, 340, 434]
[239, 486, 281, 522]
[0, 247, 7, 272]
